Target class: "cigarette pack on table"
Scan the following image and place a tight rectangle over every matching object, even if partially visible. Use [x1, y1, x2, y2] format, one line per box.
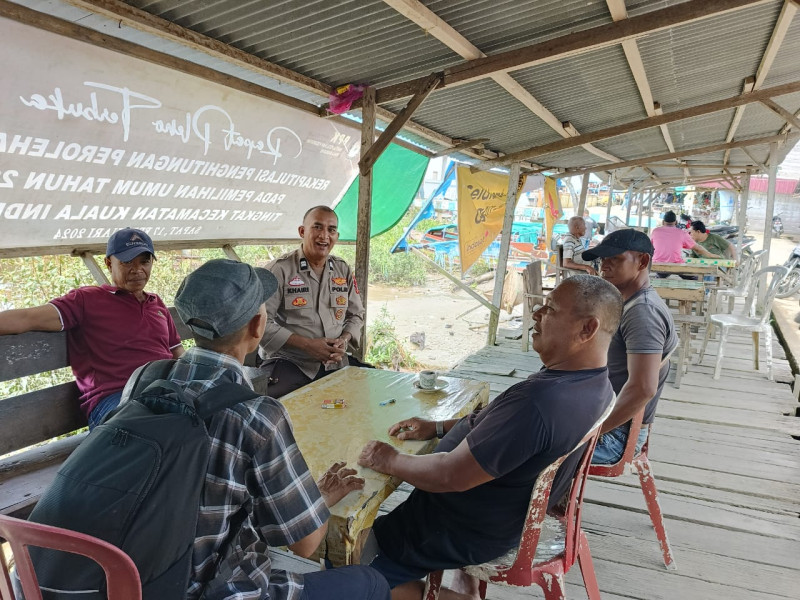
[321, 398, 346, 409]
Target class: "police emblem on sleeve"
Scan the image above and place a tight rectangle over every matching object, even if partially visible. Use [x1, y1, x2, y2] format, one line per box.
[288, 275, 305, 286]
[336, 296, 347, 306]
[335, 308, 345, 320]
[292, 297, 308, 307]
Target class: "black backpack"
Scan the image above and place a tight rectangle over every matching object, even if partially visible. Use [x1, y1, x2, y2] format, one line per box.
[26, 360, 260, 600]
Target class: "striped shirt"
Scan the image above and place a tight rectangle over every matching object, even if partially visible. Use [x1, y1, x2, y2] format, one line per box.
[121, 347, 329, 600]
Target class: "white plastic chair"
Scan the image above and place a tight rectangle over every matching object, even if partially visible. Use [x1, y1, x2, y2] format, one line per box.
[698, 265, 789, 380]
[715, 250, 766, 313]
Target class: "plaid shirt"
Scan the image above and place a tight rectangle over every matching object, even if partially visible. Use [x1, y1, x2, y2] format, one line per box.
[121, 347, 329, 600]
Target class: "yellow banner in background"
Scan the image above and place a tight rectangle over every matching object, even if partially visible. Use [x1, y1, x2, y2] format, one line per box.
[543, 176, 563, 248]
[456, 167, 523, 273]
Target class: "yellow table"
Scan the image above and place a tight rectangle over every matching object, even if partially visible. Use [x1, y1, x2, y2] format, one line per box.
[280, 366, 489, 565]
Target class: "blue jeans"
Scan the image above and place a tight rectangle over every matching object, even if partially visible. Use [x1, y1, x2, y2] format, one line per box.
[87, 391, 123, 430]
[592, 423, 649, 465]
[300, 566, 390, 600]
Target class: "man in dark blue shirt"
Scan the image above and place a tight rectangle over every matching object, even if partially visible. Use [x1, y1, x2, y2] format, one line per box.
[358, 275, 623, 599]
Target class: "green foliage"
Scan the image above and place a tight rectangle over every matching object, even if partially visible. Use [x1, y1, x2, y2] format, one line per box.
[365, 305, 418, 370]
[465, 258, 493, 278]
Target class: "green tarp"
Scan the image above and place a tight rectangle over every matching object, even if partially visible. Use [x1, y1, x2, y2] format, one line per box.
[335, 143, 430, 241]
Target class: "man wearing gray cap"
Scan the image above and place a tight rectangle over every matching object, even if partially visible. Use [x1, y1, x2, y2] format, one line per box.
[123, 258, 389, 600]
[0, 227, 183, 428]
[581, 229, 678, 464]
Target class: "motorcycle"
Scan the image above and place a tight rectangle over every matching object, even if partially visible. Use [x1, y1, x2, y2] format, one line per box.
[772, 215, 784, 238]
[775, 244, 800, 298]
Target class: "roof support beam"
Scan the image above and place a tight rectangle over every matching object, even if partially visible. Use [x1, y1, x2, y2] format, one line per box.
[548, 133, 797, 177]
[480, 79, 800, 168]
[380, 0, 623, 164]
[722, 0, 798, 162]
[760, 99, 800, 130]
[355, 87, 376, 357]
[742, 147, 769, 170]
[430, 138, 489, 158]
[373, 0, 771, 104]
[359, 73, 440, 175]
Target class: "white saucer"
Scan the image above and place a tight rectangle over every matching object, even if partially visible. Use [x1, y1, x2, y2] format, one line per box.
[414, 380, 449, 393]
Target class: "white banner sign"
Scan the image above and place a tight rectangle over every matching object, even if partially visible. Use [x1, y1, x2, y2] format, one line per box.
[0, 16, 360, 253]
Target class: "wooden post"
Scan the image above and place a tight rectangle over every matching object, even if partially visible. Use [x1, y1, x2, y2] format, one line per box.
[625, 183, 634, 226]
[487, 162, 522, 346]
[577, 173, 590, 216]
[222, 244, 241, 262]
[737, 172, 750, 256]
[762, 144, 778, 271]
[355, 86, 376, 358]
[647, 188, 656, 234]
[79, 252, 110, 286]
[605, 172, 616, 232]
[758, 146, 778, 307]
[637, 191, 646, 227]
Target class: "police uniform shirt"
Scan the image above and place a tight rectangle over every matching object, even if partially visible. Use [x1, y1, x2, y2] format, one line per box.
[261, 248, 365, 379]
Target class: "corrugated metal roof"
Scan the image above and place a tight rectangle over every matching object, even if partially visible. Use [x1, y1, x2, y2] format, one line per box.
[10, 0, 800, 182]
[130, 0, 464, 87]
[382, 78, 564, 155]
[637, 2, 783, 110]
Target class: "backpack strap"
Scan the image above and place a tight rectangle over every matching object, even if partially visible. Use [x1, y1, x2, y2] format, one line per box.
[128, 359, 179, 398]
[194, 382, 262, 420]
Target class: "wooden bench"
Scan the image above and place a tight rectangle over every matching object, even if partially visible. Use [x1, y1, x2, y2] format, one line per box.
[0, 307, 193, 518]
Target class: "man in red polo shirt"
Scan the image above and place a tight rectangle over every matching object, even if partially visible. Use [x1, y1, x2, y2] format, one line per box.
[0, 228, 183, 428]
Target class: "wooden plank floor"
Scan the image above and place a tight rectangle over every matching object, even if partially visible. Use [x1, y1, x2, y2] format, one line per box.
[377, 312, 800, 599]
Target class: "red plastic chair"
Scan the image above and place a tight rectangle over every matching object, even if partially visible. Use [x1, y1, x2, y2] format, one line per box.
[0, 515, 141, 600]
[423, 409, 609, 600]
[589, 409, 676, 570]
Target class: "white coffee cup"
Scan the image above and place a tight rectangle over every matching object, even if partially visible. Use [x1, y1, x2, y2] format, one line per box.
[418, 370, 438, 390]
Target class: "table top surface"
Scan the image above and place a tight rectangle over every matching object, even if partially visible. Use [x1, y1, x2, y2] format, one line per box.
[280, 366, 488, 518]
[653, 262, 718, 273]
[684, 257, 737, 267]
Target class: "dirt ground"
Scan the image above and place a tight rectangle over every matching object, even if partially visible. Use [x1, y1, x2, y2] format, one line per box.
[365, 229, 800, 371]
[365, 277, 498, 370]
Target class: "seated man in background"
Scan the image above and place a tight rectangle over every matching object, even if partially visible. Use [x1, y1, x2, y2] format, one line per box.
[689, 220, 736, 259]
[0, 228, 183, 428]
[357, 275, 622, 600]
[581, 229, 678, 465]
[561, 216, 596, 275]
[260, 205, 368, 397]
[651, 210, 721, 265]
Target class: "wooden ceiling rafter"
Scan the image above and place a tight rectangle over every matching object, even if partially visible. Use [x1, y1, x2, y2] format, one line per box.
[380, 0, 624, 172]
[369, 0, 772, 105]
[540, 132, 798, 177]
[605, 0, 678, 185]
[479, 79, 800, 168]
[723, 0, 798, 164]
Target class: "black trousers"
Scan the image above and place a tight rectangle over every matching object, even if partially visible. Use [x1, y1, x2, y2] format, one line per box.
[267, 356, 374, 398]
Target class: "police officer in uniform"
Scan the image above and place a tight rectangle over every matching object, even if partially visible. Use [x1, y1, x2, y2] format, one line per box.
[260, 205, 369, 397]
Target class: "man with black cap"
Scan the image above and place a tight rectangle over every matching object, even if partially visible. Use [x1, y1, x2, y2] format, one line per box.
[122, 258, 389, 600]
[652, 210, 720, 264]
[0, 227, 183, 428]
[582, 229, 678, 464]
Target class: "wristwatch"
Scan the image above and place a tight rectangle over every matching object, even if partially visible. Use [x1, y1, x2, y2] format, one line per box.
[436, 421, 445, 439]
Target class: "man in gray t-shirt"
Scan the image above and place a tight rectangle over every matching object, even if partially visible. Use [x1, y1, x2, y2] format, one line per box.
[582, 229, 677, 464]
